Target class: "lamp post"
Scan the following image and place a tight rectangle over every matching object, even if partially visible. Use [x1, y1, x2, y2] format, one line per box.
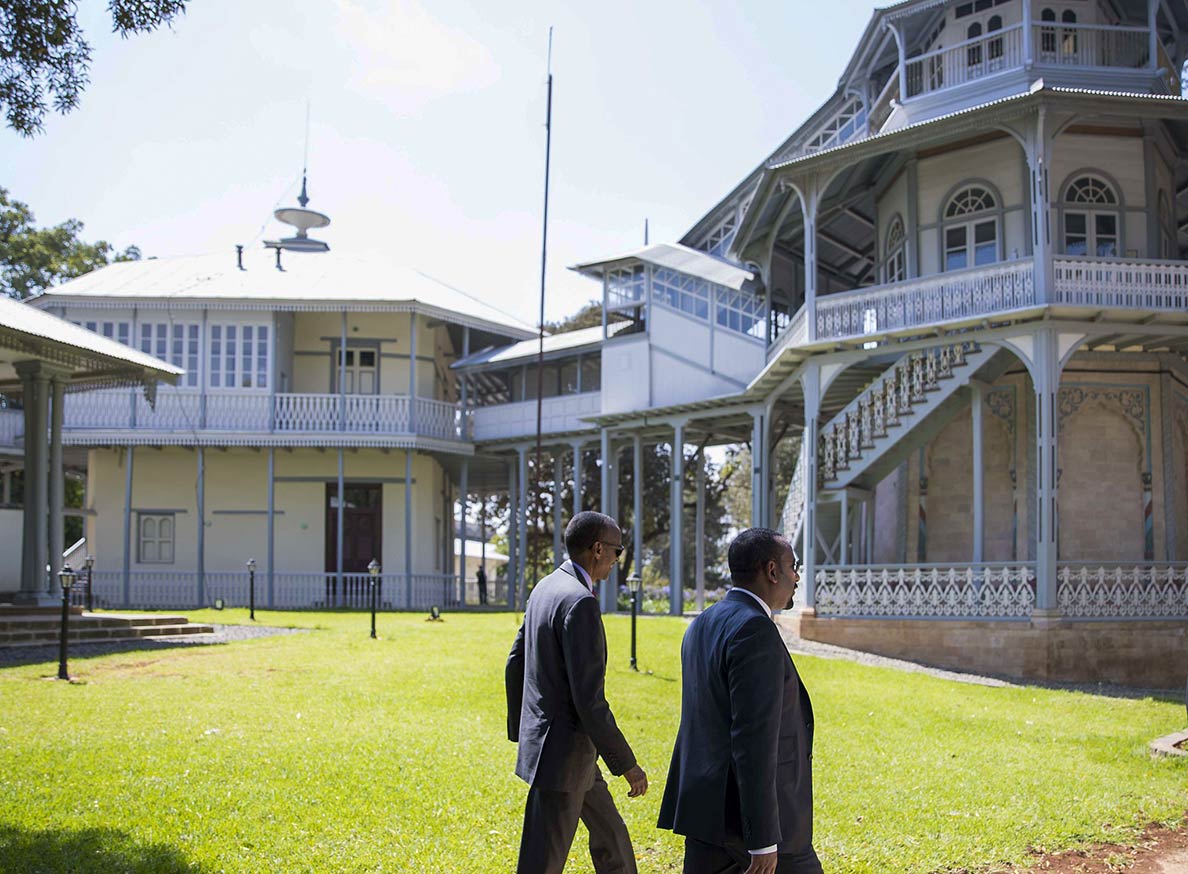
[246, 558, 257, 621]
[627, 573, 641, 672]
[84, 554, 94, 612]
[57, 564, 77, 681]
[367, 558, 380, 639]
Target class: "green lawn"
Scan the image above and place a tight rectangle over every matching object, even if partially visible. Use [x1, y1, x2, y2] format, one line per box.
[1, 611, 1185, 873]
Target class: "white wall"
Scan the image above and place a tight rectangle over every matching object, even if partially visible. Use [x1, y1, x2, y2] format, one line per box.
[601, 333, 651, 414]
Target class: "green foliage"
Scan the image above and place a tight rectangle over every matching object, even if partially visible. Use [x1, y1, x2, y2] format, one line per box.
[0, 187, 140, 299]
[0, 0, 188, 136]
[1, 611, 1185, 872]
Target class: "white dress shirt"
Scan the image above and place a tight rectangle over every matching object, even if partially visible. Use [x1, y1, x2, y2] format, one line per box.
[730, 586, 777, 857]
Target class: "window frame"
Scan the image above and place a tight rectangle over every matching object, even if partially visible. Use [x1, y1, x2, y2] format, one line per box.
[209, 322, 271, 391]
[137, 512, 176, 564]
[1059, 172, 1123, 259]
[940, 183, 1002, 272]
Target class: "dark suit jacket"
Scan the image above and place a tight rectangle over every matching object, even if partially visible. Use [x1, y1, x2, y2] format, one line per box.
[505, 561, 637, 792]
[657, 589, 815, 854]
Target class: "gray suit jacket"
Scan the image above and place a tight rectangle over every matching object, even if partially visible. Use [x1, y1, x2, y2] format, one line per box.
[505, 561, 636, 792]
[657, 589, 816, 857]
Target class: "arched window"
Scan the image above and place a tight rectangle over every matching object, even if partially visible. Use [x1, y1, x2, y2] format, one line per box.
[1060, 9, 1079, 60]
[944, 186, 999, 270]
[967, 22, 983, 68]
[884, 217, 906, 283]
[987, 15, 1004, 68]
[1063, 175, 1118, 257]
[1040, 8, 1057, 57]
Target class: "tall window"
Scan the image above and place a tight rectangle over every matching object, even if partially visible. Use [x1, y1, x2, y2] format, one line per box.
[209, 323, 270, 389]
[78, 320, 131, 346]
[140, 322, 200, 387]
[966, 22, 983, 68]
[943, 186, 999, 270]
[1063, 175, 1118, 257]
[138, 513, 175, 563]
[884, 217, 906, 283]
[986, 15, 1004, 69]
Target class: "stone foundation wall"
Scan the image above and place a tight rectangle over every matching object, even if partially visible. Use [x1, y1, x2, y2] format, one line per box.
[788, 612, 1188, 688]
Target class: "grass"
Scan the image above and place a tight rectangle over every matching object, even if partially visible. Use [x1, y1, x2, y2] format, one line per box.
[0, 610, 1185, 873]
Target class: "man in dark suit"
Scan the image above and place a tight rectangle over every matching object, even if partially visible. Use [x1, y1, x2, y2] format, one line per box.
[506, 510, 648, 873]
[657, 527, 820, 874]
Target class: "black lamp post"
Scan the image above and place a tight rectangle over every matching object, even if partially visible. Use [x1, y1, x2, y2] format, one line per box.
[57, 564, 77, 681]
[246, 558, 257, 621]
[84, 554, 95, 612]
[367, 558, 380, 639]
[627, 573, 641, 672]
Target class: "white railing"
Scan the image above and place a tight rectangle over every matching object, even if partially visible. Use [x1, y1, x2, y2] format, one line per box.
[470, 392, 601, 441]
[778, 440, 807, 546]
[819, 342, 975, 482]
[1057, 564, 1188, 619]
[868, 74, 900, 134]
[0, 408, 22, 447]
[814, 564, 1037, 619]
[1033, 22, 1149, 70]
[816, 259, 1035, 342]
[1053, 257, 1188, 312]
[63, 390, 463, 440]
[905, 24, 1024, 98]
[90, 570, 465, 611]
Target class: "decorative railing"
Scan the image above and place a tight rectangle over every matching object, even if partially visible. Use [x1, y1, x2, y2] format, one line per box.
[1053, 257, 1188, 312]
[815, 259, 1035, 342]
[819, 342, 976, 482]
[905, 24, 1025, 98]
[63, 390, 464, 441]
[868, 73, 900, 134]
[1057, 564, 1188, 619]
[777, 440, 807, 545]
[0, 408, 22, 447]
[814, 564, 1036, 619]
[1033, 22, 1149, 70]
[89, 570, 466, 611]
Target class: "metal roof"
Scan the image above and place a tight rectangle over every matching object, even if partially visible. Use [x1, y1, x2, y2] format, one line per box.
[31, 248, 537, 340]
[571, 242, 754, 290]
[453, 322, 631, 370]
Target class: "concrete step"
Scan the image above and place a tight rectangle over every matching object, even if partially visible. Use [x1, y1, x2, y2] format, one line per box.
[0, 614, 215, 648]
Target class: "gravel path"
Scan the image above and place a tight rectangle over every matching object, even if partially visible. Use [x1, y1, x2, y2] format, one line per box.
[777, 627, 1183, 702]
[0, 624, 307, 668]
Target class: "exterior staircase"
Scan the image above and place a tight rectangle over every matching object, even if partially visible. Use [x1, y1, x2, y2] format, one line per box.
[0, 608, 215, 647]
[780, 340, 1007, 554]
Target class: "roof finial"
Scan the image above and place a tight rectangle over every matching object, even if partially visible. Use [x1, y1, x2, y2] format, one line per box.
[298, 172, 310, 208]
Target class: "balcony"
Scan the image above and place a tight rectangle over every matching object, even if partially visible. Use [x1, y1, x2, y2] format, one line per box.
[768, 256, 1188, 356]
[61, 390, 465, 443]
[0, 408, 21, 449]
[470, 392, 601, 442]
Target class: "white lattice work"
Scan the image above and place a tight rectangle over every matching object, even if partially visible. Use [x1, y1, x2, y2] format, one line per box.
[1057, 565, 1188, 619]
[815, 259, 1034, 341]
[1053, 257, 1188, 311]
[778, 440, 807, 546]
[814, 564, 1036, 618]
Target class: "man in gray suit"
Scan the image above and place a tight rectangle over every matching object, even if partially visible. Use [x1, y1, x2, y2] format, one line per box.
[506, 510, 648, 873]
[657, 527, 821, 874]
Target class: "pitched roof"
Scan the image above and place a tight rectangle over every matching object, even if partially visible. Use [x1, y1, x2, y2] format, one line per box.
[570, 242, 754, 290]
[454, 322, 632, 370]
[32, 248, 537, 339]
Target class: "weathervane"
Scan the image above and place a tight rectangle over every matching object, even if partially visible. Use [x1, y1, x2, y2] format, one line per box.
[265, 102, 331, 254]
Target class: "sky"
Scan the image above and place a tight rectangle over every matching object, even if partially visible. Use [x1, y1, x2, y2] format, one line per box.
[0, 0, 879, 328]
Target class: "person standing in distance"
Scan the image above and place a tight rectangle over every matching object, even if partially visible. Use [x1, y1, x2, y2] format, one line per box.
[476, 564, 488, 606]
[657, 527, 820, 874]
[506, 510, 648, 873]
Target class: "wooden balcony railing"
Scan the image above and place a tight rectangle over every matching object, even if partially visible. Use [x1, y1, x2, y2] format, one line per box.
[63, 391, 465, 441]
[1033, 22, 1149, 70]
[906, 24, 1025, 98]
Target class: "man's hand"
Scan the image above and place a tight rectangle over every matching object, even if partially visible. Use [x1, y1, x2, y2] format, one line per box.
[744, 850, 778, 874]
[623, 764, 648, 797]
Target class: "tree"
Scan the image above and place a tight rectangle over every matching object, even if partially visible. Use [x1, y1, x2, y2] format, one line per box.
[0, 0, 187, 136]
[0, 187, 140, 299]
[545, 300, 627, 334]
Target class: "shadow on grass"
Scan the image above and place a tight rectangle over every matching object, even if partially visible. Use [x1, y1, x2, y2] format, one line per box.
[0, 825, 201, 873]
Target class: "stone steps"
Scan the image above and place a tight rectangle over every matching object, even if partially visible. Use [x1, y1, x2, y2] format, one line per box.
[0, 613, 215, 647]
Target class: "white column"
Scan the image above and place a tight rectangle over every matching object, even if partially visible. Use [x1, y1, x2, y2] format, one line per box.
[336, 447, 344, 600]
[802, 180, 822, 343]
[408, 312, 417, 432]
[1028, 111, 1056, 304]
[553, 454, 564, 566]
[599, 428, 616, 613]
[751, 409, 766, 527]
[122, 446, 134, 607]
[460, 326, 470, 440]
[571, 440, 584, 516]
[972, 383, 985, 563]
[840, 490, 850, 567]
[197, 447, 206, 608]
[267, 447, 275, 608]
[632, 434, 644, 586]
[405, 450, 414, 608]
[48, 375, 65, 589]
[695, 451, 706, 611]
[669, 421, 686, 616]
[460, 458, 470, 599]
[517, 446, 529, 611]
[507, 459, 518, 609]
[1033, 328, 1060, 615]
[800, 365, 821, 608]
[339, 311, 347, 431]
[1022, 0, 1033, 66]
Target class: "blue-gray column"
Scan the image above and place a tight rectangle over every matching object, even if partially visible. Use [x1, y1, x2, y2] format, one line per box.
[122, 445, 134, 607]
[48, 375, 65, 591]
[1033, 328, 1060, 615]
[750, 408, 766, 527]
[553, 453, 564, 566]
[669, 421, 686, 616]
[972, 382, 985, 563]
[507, 457, 518, 609]
[459, 458, 469, 599]
[599, 428, 616, 613]
[517, 446, 529, 610]
[197, 447, 205, 608]
[405, 450, 414, 609]
[267, 447, 276, 608]
[632, 434, 644, 588]
[571, 440, 584, 516]
[800, 364, 821, 608]
[336, 447, 345, 600]
[16, 362, 49, 601]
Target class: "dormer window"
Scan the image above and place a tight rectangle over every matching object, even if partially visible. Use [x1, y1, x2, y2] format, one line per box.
[1063, 175, 1118, 257]
[943, 186, 999, 271]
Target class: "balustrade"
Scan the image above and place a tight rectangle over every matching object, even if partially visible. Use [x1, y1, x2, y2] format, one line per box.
[1033, 22, 1149, 70]
[814, 564, 1037, 619]
[1057, 564, 1188, 619]
[905, 24, 1024, 98]
[1053, 257, 1188, 311]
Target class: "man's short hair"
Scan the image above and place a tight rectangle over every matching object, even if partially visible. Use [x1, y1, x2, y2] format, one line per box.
[565, 511, 617, 558]
[728, 527, 791, 584]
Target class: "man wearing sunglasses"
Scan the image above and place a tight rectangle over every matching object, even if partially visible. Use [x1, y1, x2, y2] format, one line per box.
[506, 510, 648, 873]
[658, 527, 820, 874]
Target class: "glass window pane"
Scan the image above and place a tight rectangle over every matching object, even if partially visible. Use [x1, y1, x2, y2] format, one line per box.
[581, 359, 600, 392]
[974, 220, 996, 245]
[945, 227, 966, 249]
[974, 242, 997, 265]
[560, 362, 579, 394]
[359, 350, 376, 367]
[1065, 213, 1086, 234]
[1095, 214, 1116, 236]
[946, 250, 969, 271]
